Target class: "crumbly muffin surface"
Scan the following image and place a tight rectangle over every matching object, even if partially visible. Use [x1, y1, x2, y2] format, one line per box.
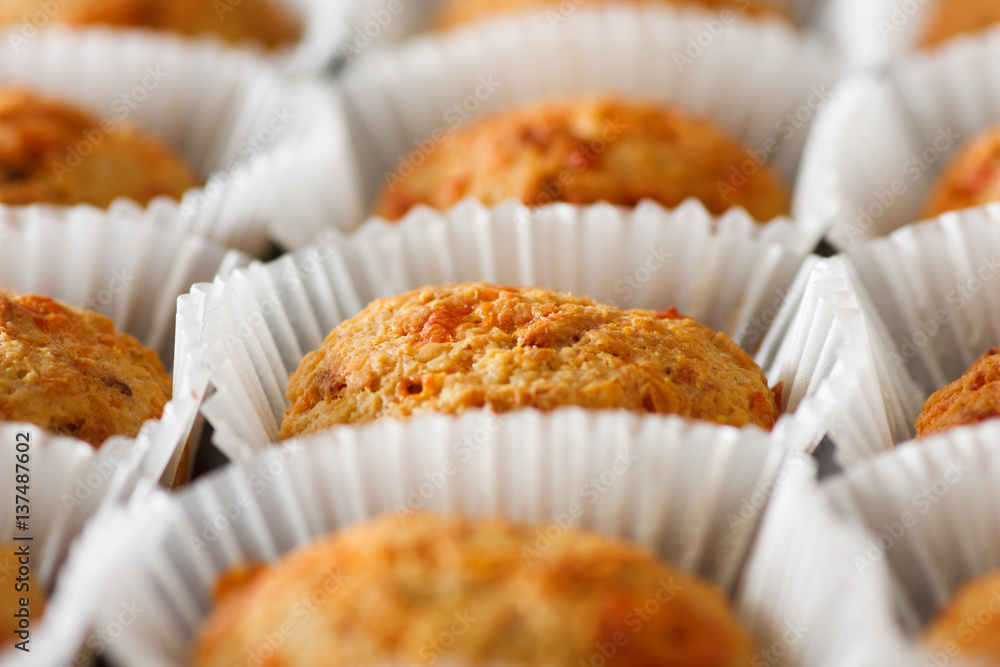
[916, 347, 1000, 437]
[433, 0, 792, 30]
[0, 0, 300, 49]
[375, 97, 790, 223]
[0, 88, 197, 208]
[280, 283, 779, 438]
[193, 512, 760, 667]
[922, 124, 1000, 219]
[0, 290, 172, 447]
[918, 0, 1000, 49]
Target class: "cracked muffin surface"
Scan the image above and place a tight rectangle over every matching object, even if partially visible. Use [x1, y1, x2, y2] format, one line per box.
[916, 347, 1000, 437]
[0, 290, 172, 447]
[280, 282, 779, 438]
[374, 96, 790, 223]
[0, 88, 197, 208]
[192, 512, 760, 667]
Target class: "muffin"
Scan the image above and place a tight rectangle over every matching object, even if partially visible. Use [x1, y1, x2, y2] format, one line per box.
[192, 512, 760, 667]
[922, 123, 1000, 219]
[924, 569, 1000, 659]
[0, 88, 197, 208]
[0, 290, 172, 448]
[0, 0, 300, 49]
[433, 0, 792, 31]
[915, 348, 1000, 437]
[374, 97, 791, 223]
[280, 282, 780, 438]
[0, 544, 44, 652]
[918, 0, 1000, 49]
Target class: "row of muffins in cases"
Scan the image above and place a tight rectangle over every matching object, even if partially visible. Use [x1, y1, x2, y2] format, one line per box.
[5, 1, 1000, 667]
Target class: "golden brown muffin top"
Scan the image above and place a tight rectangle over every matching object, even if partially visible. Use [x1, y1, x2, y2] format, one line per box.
[922, 124, 1000, 219]
[374, 96, 790, 223]
[0, 88, 197, 208]
[0, 290, 172, 448]
[924, 569, 1000, 659]
[0, 544, 45, 652]
[433, 0, 792, 31]
[918, 0, 1000, 49]
[280, 283, 779, 438]
[916, 348, 1000, 438]
[192, 512, 759, 667]
[0, 0, 300, 49]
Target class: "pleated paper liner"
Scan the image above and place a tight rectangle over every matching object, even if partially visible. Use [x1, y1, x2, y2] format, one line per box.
[736, 455, 919, 667]
[822, 421, 1000, 662]
[800, 31, 1000, 249]
[0, 424, 158, 667]
[757, 255, 925, 467]
[84, 408, 799, 666]
[0, 210, 248, 486]
[174, 199, 841, 461]
[327, 3, 843, 247]
[0, 27, 354, 256]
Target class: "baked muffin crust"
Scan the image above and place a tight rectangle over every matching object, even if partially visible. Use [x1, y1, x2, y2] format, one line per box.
[193, 512, 760, 667]
[922, 124, 1000, 220]
[280, 283, 779, 438]
[433, 0, 792, 30]
[375, 97, 790, 223]
[924, 569, 1000, 659]
[0, 88, 197, 208]
[918, 0, 1000, 49]
[0, 290, 172, 447]
[916, 347, 1000, 437]
[0, 0, 300, 49]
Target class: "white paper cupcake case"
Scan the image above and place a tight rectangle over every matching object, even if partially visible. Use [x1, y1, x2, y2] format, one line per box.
[0, 209, 248, 486]
[799, 32, 1000, 249]
[0, 28, 355, 256]
[80, 407, 800, 666]
[326, 3, 843, 247]
[172, 199, 852, 462]
[0, 424, 159, 667]
[736, 455, 918, 667]
[822, 421, 1000, 664]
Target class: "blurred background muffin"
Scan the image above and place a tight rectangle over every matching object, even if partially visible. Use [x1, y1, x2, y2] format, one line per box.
[433, 0, 792, 31]
[374, 96, 791, 223]
[0, 88, 197, 208]
[922, 123, 1000, 219]
[918, 0, 1000, 49]
[0, 290, 172, 447]
[193, 512, 760, 667]
[924, 569, 1000, 659]
[0, 0, 301, 49]
[915, 347, 1000, 437]
[280, 282, 780, 438]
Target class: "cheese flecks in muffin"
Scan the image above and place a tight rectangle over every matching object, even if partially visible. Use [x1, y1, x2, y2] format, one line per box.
[0, 0, 300, 49]
[0, 290, 172, 447]
[0, 88, 197, 208]
[922, 124, 1000, 219]
[375, 97, 790, 223]
[192, 512, 760, 667]
[433, 0, 792, 31]
[280, 283, 779, 438]
[916, 347, 1000, 437]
